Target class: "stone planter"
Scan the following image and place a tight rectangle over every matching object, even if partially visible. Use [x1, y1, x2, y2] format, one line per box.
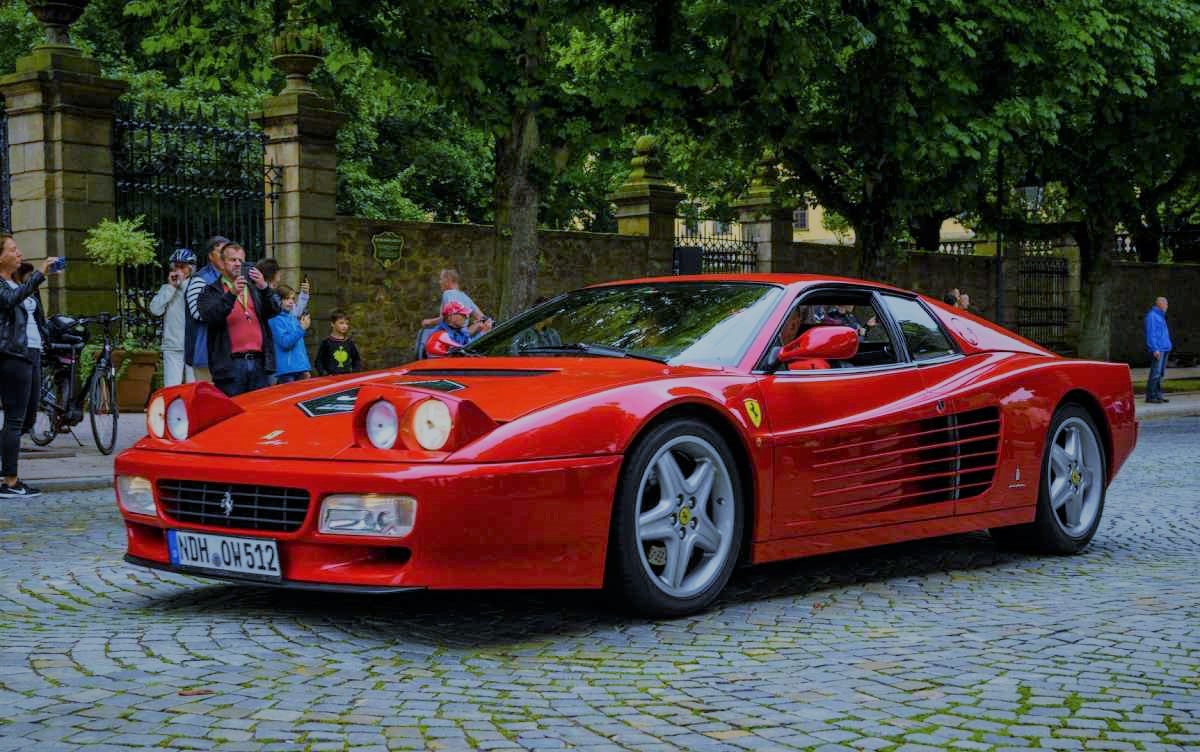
[111, 350, 158, 412]
[25, 0, 90, 46]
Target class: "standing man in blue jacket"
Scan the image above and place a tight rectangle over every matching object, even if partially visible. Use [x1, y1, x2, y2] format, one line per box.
[184, 236, 228, 382]
[1144, 296, 1172, 404]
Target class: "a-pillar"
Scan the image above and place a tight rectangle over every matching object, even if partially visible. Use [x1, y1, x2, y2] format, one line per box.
[608, 136, 685, 273]
[733, 155, 793, 273]
[0, 45, 126, 314]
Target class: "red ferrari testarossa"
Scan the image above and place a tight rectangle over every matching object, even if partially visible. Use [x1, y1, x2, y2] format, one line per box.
[115, 275, 1137, 615]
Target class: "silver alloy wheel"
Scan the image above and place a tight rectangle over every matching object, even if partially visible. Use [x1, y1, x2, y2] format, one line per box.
[1046, 416, 1103, 537]
[635, 435, 736, 599]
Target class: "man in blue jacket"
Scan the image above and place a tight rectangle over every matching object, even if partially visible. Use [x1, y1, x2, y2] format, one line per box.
[184, 236, 229, 382]
[1144, 296, 1172, 403]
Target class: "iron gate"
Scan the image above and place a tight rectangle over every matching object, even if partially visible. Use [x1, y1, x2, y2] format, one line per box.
[113, 102, 280, 337]
[673, 218, 757, 274]
[1016, 255, 1070, 353]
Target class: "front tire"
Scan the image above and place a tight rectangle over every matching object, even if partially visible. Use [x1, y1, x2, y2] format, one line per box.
[89, 370, 118, 455]
[991, 404, 1106, 553]
[607, 419, 744, 617]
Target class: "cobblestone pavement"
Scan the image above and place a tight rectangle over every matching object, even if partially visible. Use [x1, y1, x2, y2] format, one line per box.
[1, 418, 1197, 752]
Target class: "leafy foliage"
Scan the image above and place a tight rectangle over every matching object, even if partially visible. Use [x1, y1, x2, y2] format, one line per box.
[83, 217, 158, 267]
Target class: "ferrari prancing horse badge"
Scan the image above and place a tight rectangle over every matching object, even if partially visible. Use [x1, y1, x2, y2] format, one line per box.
[743, 398, 763, 428]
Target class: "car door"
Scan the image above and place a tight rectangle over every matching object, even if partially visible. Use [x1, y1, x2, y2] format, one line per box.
[761, 288, 959, 539]
[875, 294, 1007, 517]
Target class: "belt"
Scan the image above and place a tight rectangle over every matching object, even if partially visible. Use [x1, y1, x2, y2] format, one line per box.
[230, 351, 261, 359]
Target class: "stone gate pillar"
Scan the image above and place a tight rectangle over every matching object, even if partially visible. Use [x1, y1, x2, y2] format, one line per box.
[0, 6, 126, 315]
[608, 136, 684, 273]
[733, 154, 793, 273]
[253, 14, 344, 323]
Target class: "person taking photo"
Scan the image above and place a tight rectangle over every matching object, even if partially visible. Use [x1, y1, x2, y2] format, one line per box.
[149, 248, 197, 387]
[0, 234, 61, 498]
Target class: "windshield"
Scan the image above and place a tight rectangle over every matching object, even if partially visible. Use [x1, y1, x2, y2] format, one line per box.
[465, 282, 783, 367]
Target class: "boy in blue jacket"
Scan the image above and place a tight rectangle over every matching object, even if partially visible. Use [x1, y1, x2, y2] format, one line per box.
[270, 285, 312, 384]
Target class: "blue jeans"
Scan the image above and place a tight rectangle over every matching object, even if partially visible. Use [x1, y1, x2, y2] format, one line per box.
[1147, 350, 1169, 400]
[215, 356, 270, 397]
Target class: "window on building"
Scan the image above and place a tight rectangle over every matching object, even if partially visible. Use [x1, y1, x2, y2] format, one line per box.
[793, 207, 809, 230]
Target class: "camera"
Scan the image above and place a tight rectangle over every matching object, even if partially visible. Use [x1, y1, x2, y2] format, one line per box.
[51, 257, 67, 272]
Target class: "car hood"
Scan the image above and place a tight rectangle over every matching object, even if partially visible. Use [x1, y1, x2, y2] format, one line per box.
[135, 357, 704, 461]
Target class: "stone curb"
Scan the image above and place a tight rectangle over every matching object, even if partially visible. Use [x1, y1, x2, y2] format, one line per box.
[38, 476, 113, 494]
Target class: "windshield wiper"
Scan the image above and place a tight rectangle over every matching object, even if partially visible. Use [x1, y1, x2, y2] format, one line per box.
[517, 342, 666, 363]
[446, 346, 481, 357]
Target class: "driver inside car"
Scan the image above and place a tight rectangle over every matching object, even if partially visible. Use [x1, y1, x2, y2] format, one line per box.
[778, 306, 832, 371]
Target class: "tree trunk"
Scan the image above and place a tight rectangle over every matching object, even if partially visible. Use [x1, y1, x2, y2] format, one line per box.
[855, 214, 895, 282]
[1075, 218, 1116, 360]
[909, 214, 945, 252]
[494, 109, 541, 319]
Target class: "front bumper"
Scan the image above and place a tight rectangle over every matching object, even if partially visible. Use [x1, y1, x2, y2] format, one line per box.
[115, 448, 623, 590]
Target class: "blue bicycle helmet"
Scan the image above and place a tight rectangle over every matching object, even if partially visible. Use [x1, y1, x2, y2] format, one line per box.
[169, 247, 197, 266]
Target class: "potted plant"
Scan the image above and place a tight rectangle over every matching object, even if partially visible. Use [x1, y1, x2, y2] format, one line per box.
[82, 216, 160, 411]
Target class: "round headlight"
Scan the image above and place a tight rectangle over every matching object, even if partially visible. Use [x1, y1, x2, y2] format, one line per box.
[166, 397, 189, 440]
[365, 400, 398, 449]
[147, 395, 165, 438]
[409, 399, 452, 451]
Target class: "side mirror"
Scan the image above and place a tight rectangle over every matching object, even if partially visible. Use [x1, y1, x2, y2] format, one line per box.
[780, 325, 858, 364]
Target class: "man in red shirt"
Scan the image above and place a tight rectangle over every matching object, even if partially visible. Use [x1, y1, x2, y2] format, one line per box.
[195, 243, 281, 396]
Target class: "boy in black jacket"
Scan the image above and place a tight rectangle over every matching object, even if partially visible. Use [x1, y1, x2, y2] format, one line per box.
[315, 309, 363, 376]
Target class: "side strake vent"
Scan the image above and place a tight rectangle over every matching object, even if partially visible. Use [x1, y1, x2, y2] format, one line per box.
[810, 407, 1001, 517]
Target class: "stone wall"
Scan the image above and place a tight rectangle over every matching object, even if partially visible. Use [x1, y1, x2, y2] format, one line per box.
[1106, 262, 1200, 366]
[776, 243, 1003, 320]
[335, 218, 657, 367]
[332, 221, 1194, 369]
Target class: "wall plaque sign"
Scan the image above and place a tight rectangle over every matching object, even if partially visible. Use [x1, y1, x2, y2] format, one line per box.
[371, 231, 406, 268]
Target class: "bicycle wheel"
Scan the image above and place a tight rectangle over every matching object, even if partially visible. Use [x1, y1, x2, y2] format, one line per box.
[89, 369, 119, 455]
[29, 369, 58, 447]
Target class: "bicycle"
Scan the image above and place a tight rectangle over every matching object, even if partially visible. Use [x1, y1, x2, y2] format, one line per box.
[29, 312, 125, 455]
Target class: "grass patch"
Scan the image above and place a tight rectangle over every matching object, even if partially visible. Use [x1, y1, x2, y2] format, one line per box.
[1132, 377, 1200, 394]
[1064, 693, 1084, 713]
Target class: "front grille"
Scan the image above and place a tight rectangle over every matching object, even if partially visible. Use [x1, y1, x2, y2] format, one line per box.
[157, 480, 311, 532]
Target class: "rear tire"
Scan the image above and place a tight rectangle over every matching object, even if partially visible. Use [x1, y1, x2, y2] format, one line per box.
[990, 404, 1106, 553]
[89, 370, 118, 455]
[606, 419, 744, 617]
[29, 370, 57, 447]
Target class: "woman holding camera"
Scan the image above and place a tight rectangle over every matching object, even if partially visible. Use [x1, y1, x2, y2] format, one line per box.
[0, 233, 61, 498]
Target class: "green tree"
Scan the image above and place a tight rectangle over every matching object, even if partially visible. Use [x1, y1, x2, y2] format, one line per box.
[316, 1, 634, 316]
[999, 0, 1200, 358]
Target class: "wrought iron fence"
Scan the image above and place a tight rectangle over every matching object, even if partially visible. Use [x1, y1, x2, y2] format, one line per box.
[113, 102, 280, 342]
[1016, 255, 1071, 353]
[673, 220, 757, 274]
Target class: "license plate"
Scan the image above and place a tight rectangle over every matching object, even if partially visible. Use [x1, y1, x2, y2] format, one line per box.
[167, 530, 281, 582]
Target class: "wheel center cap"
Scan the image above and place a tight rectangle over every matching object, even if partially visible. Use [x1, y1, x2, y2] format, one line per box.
[1070, 469, 1082, 487]
[678, 506, 692, 526]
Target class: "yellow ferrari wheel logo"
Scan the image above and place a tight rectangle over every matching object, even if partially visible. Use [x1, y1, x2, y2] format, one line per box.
[743, 398, 763, 428]
[678, 506, 692, 526]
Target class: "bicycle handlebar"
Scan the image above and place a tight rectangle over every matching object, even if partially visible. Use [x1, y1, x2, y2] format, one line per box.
[75, 312, 128, 327]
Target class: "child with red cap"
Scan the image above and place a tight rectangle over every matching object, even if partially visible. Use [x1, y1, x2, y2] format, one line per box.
[425, 300, 479, 357]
